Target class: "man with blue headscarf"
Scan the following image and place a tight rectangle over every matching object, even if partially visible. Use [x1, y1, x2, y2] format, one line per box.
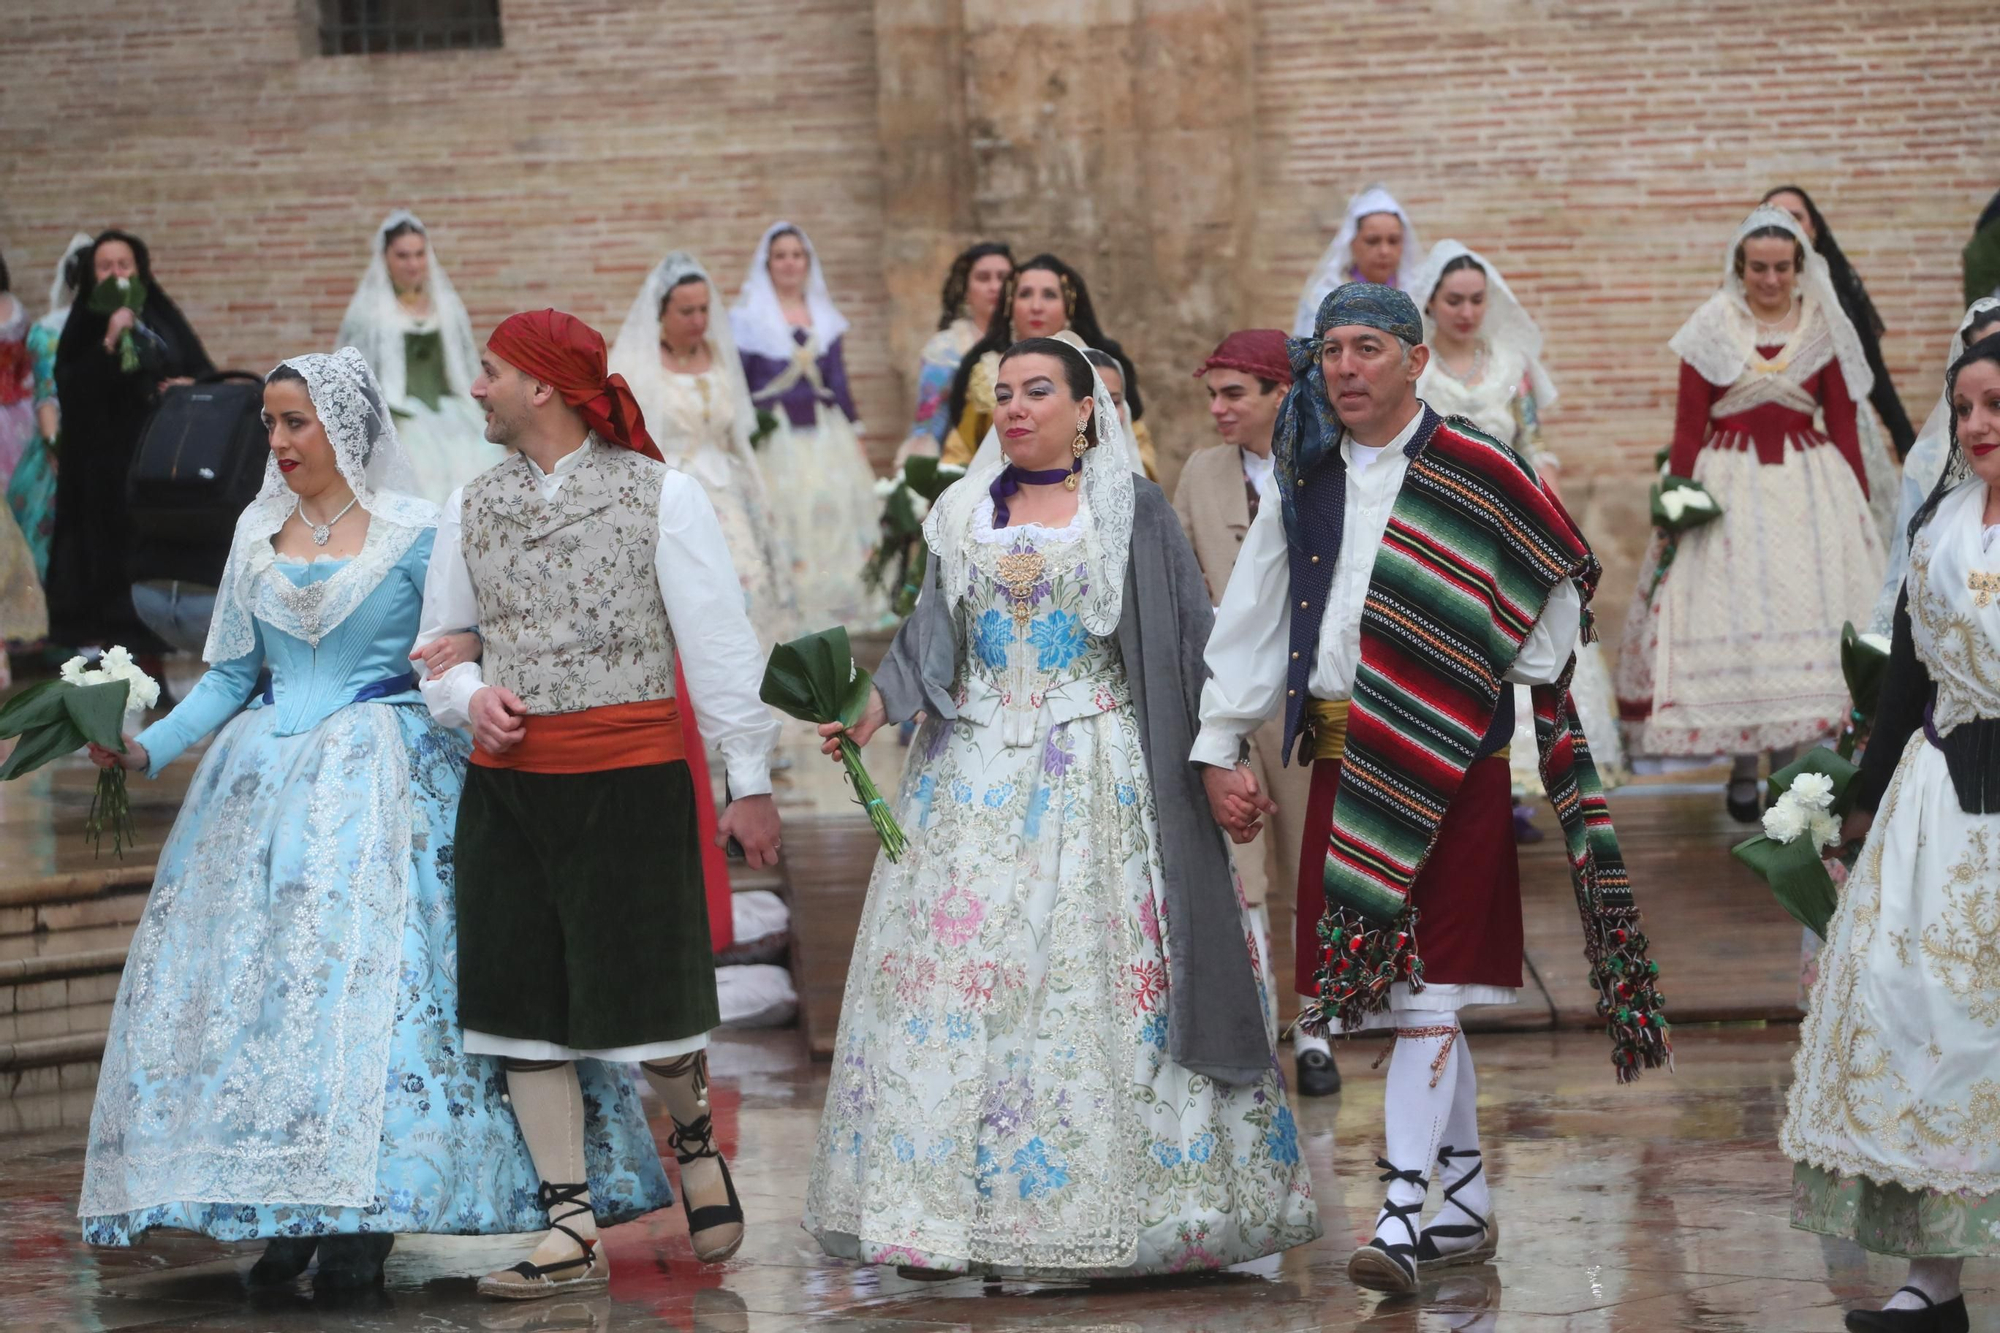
[1190, 283, 1662, 1294]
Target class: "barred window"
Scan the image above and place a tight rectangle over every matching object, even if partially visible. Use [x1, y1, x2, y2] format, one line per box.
[317, 0, 503, 56]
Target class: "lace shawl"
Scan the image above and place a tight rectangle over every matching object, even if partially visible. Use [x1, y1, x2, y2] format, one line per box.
[608, 251, 772, 507]
[335, 210, 481, 415]
[728, 220, 850, 363]
[1292, 184, 1424, 338]
[204, 348, 434, 663]
[1411, 239, 1558, 416]
[1669, 204, 1874, 398]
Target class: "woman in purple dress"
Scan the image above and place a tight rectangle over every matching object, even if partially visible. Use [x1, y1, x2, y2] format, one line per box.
[730, 222, 881, 630]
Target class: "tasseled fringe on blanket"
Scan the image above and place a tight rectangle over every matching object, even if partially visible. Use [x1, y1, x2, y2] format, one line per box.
[1586, 907, 1672, 1082]
[1295, 903, 1424, 1037]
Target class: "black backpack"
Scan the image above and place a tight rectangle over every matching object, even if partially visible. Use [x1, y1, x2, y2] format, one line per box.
[126, 370, 268, 548]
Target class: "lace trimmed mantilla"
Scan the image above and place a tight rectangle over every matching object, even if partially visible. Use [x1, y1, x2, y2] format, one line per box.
[204, 348, 433, 663]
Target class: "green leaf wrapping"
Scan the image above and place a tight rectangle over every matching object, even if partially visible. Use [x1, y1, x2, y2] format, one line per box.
[0, 679, 70, 736]
[1840, 621, 1889, 728]
[1729, 747, 1862, 940]
[1648, 476, 1725, 535]
[0, 719, 88, 780]
[61, 680, 132, 750]
[758, 627, 907, 861]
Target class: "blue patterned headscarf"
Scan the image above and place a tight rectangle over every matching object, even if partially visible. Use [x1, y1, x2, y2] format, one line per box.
[1272, 282, 1424, 543]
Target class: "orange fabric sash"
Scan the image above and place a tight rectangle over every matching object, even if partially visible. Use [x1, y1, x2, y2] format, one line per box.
[470, 698, 684, 773]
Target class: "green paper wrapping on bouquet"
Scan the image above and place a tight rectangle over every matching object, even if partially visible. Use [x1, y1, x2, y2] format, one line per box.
[0, 677, 140, 856]
[86, 276, 149, 374]
[759, 627, 908, 861]
[1729, 748, 1861, 940]
[1648, 475, 1724, 536]
[1837, 621, 1892, 760]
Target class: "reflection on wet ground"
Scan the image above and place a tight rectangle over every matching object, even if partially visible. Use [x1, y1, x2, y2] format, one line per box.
[4, 1024, 1995, 1332]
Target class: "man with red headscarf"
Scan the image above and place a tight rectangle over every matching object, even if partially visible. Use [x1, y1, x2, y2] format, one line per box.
[417, 310, 780, 1298]
[1177, 329, 1337, 1096]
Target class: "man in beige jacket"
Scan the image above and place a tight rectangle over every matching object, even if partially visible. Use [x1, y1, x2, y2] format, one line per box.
[1175, 329, 1337, 1096]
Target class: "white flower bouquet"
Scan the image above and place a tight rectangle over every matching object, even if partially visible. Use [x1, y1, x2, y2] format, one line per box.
[1730, 748, 1860, 940]
[0, 647, 159, 856]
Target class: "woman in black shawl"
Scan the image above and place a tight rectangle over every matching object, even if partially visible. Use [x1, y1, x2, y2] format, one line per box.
[1764, 186, 1916, 456]
[47, 230, 211, 650]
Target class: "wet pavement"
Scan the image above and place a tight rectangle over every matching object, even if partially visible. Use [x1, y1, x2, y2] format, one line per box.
[4, 1024, 1995, 1332]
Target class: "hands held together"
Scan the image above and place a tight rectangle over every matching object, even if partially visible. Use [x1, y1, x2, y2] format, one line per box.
[1201, 762, 1277, 845]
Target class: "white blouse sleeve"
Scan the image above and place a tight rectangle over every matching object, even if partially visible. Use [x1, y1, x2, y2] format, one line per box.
[655, 471, 782, 797]
[1191, 499, 1294, 768]
[417, 486, 485, 731]
[1504, 579, 1583, 686]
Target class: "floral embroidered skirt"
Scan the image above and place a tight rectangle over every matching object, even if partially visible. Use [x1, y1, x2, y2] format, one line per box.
[80, 703, 672, 1243]
[803, 704, 1321, 1275]
[1781, 733, 2000, 1256]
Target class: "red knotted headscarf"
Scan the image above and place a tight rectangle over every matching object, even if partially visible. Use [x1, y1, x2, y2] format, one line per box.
[1193, 328, 1293, 387]
[487, 309, 662, 462]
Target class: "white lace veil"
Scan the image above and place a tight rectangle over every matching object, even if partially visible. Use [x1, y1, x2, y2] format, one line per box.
[43, 232, 92, 328]
[1907, 297, 2000, 521]
[926, 331, 1137, 636]
[609, 251, 771, 503]
[334, 210, 482, 411]
[1906, 297, 2000, 501]
[203, 347, 436, 663]
[729, 220, 850, 362]
[1292, 184, 1424, 337]
[1668, 204, 1875, 397]
[1412, 239, 1559, 413]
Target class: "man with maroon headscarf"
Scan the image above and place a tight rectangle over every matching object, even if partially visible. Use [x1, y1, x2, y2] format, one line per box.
[417, 310, 780, 1298]
[1177, 329, 1338, 1096]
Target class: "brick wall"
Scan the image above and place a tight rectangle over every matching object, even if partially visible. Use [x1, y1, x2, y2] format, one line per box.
[1250, 0, 1996, 608]
[0, 0, 900, 438]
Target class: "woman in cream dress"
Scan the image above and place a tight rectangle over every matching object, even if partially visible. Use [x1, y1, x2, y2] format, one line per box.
[610, 252, 795, 646]
[1412, 240, 1626, 794]
[1782, 332, 2000, 1333]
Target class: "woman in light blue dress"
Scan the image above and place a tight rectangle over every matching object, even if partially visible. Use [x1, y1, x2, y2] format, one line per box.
[77, 348, 672, 1292]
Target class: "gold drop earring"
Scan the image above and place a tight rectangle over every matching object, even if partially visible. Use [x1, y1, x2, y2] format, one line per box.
[1066, 419, 1087, 490]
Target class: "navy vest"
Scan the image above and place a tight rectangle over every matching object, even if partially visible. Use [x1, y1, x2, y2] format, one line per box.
[1278, 405, 1513, 765]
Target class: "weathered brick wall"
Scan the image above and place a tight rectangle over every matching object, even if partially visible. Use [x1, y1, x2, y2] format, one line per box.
[0, 0, 900, 440]
[1250, 0, 1996, 610]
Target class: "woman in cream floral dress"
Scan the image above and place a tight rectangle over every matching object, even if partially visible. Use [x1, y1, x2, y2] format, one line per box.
[802, 336, 1318, 1279]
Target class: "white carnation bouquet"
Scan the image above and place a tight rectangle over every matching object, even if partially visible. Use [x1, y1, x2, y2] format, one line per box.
[0, 647, 159, 856]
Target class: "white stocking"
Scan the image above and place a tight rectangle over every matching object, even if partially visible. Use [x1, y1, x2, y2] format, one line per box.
[1426, 1029, 1492, 1254]
[503, 1061, 599, 1269]
[1884, 1257, 1963, 1310]
[1371, 1011, 1461, 1256]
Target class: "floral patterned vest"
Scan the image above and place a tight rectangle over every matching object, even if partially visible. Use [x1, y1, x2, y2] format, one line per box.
[955, 518, 1129, 748]
[461, 441, 677, 714]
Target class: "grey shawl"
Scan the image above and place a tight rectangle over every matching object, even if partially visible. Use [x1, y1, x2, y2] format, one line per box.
[874, 478, 1272, 1086]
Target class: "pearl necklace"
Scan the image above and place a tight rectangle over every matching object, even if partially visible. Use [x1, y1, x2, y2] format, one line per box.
[295, 493, 359, 546]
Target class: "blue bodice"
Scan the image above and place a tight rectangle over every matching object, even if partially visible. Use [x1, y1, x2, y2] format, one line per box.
[136, 529, 437, 775]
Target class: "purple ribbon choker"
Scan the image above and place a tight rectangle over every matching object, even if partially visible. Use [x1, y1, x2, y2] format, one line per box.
[990, 462, 1078, 527]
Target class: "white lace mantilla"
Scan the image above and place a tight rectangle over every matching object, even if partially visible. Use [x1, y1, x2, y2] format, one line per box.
[1668, 204, 1874, 399]
[926, 334, 1136, 638]
[205, 348, 434, 663]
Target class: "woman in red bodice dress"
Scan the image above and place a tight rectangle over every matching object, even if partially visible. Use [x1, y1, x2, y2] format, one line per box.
[1618, 204, 1885, 820]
